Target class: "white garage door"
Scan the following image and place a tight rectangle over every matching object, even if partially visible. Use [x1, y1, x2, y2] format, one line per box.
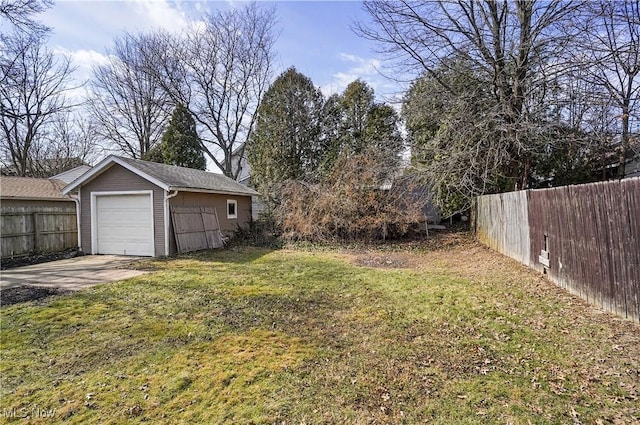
[95, 193, 154, 256]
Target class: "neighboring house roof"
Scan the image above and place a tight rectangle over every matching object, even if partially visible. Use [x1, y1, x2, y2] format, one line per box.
[63, 155, 259, 197]
[230, 143, 253, 186]
[50, 165, 92, 184]
[230, 142, 246, 158]
[0, 176, 73, 201]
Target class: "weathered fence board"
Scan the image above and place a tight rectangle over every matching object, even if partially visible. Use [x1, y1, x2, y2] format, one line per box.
[1, 206, 78, 258]
[171, 206, 224, 254]
[476, 190, 531, 267]
[476, 177, 639, 323]
[625, 178, 640, 322]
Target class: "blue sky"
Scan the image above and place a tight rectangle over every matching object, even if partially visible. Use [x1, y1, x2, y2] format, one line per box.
[40, 0, 407, 103]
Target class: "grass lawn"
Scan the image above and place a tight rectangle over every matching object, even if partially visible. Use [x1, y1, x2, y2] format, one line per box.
[1, 235, 639, 424]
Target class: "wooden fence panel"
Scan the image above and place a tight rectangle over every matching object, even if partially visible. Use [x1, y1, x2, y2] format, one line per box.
[478, 177, 640, 323]
[171, 206, 224, 254]
[1, 206, 77, 258]
[201, 209, 224, 250]
[171, 207, 208, 254]
[475, 191, 531, 267]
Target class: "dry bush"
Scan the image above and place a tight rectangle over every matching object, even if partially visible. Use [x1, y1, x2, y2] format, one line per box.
[277, 150, 428, 242]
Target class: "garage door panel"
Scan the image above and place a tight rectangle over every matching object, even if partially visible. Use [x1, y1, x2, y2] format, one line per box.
[95, 194, 154, 256]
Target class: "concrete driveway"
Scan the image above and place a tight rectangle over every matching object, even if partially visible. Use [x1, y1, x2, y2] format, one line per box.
[0, 255, 149, 291]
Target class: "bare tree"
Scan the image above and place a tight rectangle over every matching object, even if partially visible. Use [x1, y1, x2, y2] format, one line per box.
[0, 0, 51, 34]
[149, 3, 277, 178]
[1, 0, 52, 91]
[0, 30, 77, 176]
[89, 32, 173, 159]
[576, 0, 640, 176]
[357, 0, 583, 189]
[28, 115, 100, 177]
[402, 57, 508, 214]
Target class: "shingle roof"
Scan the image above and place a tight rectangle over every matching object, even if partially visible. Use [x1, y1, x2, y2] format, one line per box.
[0, 177, 73, 201]
[63, 155, 258, 197]
[50, 165, 92, 184]
[116, 157, 258, 196]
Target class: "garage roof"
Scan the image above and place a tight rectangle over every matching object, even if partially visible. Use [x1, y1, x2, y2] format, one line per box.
[62, 155, 259, 197]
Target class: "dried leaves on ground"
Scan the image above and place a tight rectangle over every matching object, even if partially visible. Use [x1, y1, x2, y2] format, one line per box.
[1, 235, 638, 424]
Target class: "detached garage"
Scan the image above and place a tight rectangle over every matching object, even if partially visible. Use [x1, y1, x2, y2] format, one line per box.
[62, 155, 258, 257]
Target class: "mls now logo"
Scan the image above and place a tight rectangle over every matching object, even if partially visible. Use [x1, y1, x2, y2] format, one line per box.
[1, 406, 56, 419]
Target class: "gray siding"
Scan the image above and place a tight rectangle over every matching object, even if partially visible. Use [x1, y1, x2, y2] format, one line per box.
[79, 164, 165, 256]
[169, 192, 251, 255]
[625, 157, 640, 178]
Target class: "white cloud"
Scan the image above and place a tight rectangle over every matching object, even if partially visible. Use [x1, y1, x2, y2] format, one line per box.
[42, 1, 208, 99]
[126, 0, 190, 33]
[53, 47, 111, 84]
[48, 48, 110, 103]
[56, 48, 110, 69]
[320, 53, 388, 98]
[339, 53, 382, 73]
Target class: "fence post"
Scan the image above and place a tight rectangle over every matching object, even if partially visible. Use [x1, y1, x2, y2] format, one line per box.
[470, 198, 477, 233]
[33, 212, 39, 252]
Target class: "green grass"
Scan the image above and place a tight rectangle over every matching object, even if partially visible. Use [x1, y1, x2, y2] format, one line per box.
[1, 244, 639, 424]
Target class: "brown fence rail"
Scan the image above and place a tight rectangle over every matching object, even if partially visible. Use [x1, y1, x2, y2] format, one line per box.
[475, 178, 640, 323]
[1, 206, 78, 258]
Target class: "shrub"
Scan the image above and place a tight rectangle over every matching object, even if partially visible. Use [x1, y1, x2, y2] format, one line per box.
[277, 150, 428, 242]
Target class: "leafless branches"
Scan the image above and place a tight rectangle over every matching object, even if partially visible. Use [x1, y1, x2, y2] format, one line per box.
[148, 3, 277, 178]
[358, 0, 584, 189]
[89, 32, 173, 159]
[573, 0, 640, 175]
[0, 0, 52, 35]
[0, 30, 78, 176]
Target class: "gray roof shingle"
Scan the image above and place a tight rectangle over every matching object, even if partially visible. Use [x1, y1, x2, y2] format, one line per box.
[50, 165, 92, 184]
[116, 157, 258, 196]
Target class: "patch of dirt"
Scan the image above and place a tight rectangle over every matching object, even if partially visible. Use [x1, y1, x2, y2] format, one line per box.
[1, 248, 80, 270]
[352, 253, 416, 269]
[1, 286, 71, 307]
[343, 231, 542, 285]
[346, 231, 477, 269]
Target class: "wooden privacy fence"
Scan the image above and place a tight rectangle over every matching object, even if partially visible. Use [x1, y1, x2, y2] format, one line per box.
[171, 206, 225, 254]
[476, 178, 640, 323]
[476, 191, 531, 267]
[1, 206, 78, 258]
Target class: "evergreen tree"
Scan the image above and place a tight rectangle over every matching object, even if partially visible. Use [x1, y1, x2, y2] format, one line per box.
[340, 79, 375, 154]
[364, 104, 403, 162]
[402, 57, 502, 215]
[247, 67, 324, 198]
[318, 93, 344, 174]
[146, 103, 206, 170]
[322, 80, 402, 172]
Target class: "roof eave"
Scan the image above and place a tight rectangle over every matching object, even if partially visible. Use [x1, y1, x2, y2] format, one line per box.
[62, 155, 171, 194]
[169, 186, 259, 197]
